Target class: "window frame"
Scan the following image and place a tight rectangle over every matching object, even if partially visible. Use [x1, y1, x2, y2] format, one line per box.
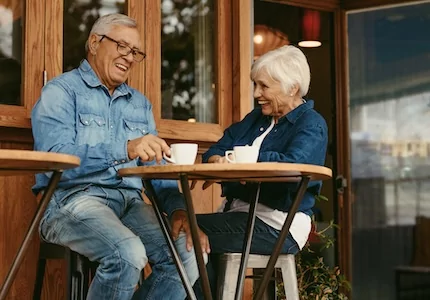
[129, 1, 237, 143]
[0, 0, 45, 128]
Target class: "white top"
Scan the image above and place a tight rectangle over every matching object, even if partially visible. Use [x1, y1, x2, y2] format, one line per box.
[220, 117, 311, 249]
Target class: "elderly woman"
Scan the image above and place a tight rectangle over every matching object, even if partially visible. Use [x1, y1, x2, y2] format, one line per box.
[194, 45, 328, 296]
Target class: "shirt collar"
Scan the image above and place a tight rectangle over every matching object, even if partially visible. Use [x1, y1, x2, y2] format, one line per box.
[78, 59, 132, 98]
[277, 99, 315, 124]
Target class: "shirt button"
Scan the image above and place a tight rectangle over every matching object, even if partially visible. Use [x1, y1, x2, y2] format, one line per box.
[114, 161, 118, 164]
[121, 160, 126, 163]
[260, 127, 264, 131]
[110, 125, 114, 129]
[274, 129, 278, 132]
[84, 121, 89, 124]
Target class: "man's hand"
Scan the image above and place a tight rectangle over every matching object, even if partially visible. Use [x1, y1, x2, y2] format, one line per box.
[127, 134, 170, 163]
[170, 210, 210, 254]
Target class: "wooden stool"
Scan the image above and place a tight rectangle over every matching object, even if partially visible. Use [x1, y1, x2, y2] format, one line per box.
[33, 243, 94, 300]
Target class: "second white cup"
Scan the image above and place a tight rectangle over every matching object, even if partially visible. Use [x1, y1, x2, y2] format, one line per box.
[225, 145, 259, 163]
[163, 143, 198, 165]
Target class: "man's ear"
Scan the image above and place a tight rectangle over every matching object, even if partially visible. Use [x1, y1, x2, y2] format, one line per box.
[88, 35, 100, 55]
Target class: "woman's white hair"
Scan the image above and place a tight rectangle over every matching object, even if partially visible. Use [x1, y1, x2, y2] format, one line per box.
[251, 45, 311, 97]
[85, 13, 137, 52]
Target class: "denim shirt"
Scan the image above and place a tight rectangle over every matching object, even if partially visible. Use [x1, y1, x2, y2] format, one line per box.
[31, 60, 186, 216]
[203, 100, 328, 215]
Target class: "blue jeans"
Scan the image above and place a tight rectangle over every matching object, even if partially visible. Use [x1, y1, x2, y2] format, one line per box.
[40, 185, 199, 300]
[196, 212, 299, 254]
[193, 211, 299, 298]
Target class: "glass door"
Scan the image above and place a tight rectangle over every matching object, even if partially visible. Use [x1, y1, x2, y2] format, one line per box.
[347, 2, 430, 299]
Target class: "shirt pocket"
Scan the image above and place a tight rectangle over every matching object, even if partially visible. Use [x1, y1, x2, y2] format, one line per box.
[77, 113, 107, 146]
[124, 119, 149, 139]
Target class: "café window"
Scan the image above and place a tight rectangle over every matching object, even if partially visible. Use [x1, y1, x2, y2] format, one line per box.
[63, 0, 126, 72]
[0, 0, 23, 106]
[161, 0, 216, 123]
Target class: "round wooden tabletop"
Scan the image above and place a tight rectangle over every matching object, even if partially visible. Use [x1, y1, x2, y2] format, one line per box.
[118, 162, 332, 182]
[0, 150, 81, 176]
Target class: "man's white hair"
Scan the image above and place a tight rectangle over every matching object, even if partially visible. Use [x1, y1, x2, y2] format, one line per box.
[251, 45, 311, 97]
[85, 13, 137, 52]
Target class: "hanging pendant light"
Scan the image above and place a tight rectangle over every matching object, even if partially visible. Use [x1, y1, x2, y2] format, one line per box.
[298, 9, 322, 48]
[253, 24, 289, 59]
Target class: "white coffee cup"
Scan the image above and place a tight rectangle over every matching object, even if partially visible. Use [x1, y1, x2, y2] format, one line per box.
[225, 145, 259, 163]
[163, 143, 198, 165]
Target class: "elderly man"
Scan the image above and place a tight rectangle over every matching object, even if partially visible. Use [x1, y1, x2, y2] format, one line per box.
[31, 13, 209, 300]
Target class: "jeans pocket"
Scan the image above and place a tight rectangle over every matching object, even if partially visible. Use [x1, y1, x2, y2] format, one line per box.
[39, 201, 61, 244]
[54, 184, 94, 208]
[39, 208, 52, 243]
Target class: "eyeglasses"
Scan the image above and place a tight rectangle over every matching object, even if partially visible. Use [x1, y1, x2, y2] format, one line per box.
[99, 35, 146, 62]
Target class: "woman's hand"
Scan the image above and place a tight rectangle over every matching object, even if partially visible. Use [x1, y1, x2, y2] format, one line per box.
[208, 155, 229, 164]
[190, 155, 228, 190]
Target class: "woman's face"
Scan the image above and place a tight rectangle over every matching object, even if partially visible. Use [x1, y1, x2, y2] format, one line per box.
[253, 69, 289, 117]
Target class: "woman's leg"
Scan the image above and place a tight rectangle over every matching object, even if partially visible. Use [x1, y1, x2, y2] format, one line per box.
[196, 212, 299, 255]
[193, 212, 299, 299]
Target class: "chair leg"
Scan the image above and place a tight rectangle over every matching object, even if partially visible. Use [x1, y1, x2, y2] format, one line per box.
[217, 255, 240, 300]
[280, 255, 299, 300]
[66, 249, 73, 300]
[68, 251, 90, 300]
[32, 257, 47, 300]
[76, 253, 90, 299]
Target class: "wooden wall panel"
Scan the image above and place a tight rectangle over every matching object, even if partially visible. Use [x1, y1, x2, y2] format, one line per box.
[0, 140, 39, 300]
[44, 0, 63, 80]
[22, 0, 44, 119]
[40, 260, 67, 300]
[232, 0, 253, 123]
[127, 0, 146, 94]
[333, 8, 353, 296]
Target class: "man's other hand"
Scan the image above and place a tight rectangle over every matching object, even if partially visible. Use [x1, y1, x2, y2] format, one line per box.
[170, 210, 210, 254]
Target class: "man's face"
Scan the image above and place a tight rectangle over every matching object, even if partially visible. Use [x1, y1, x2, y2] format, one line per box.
[90, 25, 142, 92]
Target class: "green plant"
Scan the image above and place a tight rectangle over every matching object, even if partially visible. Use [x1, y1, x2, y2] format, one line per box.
[276, 221, 351, 300]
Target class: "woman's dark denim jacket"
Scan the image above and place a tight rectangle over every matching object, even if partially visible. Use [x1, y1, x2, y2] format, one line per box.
[202, 100, 328, 216]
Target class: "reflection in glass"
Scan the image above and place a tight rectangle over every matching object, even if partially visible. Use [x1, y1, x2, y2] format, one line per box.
[161, 0, 216, 123]
[0, 0, 23, 106]
[348, 3, 430, 299]
[349, 2, 430, 228]
[63, 0, 125, 72]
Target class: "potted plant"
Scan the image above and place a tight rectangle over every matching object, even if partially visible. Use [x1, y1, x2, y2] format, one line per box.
[276, 220, 351, 299]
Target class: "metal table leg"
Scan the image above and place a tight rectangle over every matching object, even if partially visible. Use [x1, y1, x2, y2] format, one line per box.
[254, 176, 310, 300]
[0, 171, 63, 300]
[179, 174, 212, 300]
[235, 183, 261, 300]
[143, 180, 197, 300]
